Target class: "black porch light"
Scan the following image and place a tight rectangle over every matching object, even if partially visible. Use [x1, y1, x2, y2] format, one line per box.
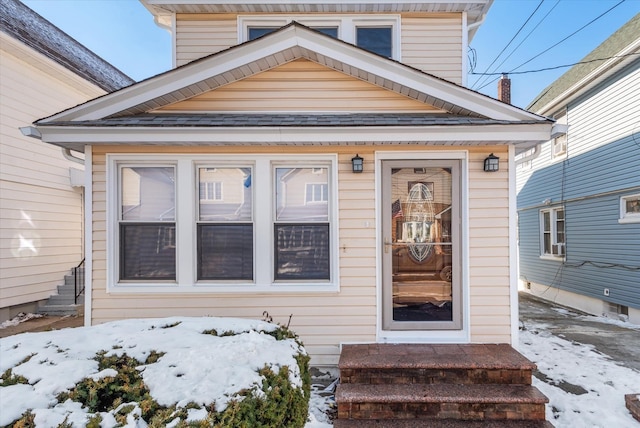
[483, 153, 499, 172]
[351, 154, 364, 173]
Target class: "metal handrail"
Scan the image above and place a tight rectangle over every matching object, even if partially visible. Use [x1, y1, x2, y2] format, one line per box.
[74, 258, 85, 304]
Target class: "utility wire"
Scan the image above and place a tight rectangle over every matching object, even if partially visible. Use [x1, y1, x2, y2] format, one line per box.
[476, 0, 561, 87]
[470, 52, 640, 76]
[475, 0, 627, 91]
[509, 0, 626, 73]
[472, 0, 546, 90]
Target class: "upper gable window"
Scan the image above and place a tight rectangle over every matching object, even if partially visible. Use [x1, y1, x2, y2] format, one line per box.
[356, 26, 392, 57]
[240, 16, 400, 60]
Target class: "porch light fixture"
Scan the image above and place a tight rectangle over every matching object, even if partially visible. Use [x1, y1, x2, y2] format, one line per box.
[352, 154, 364, 173]
[483, 153, 499, 172]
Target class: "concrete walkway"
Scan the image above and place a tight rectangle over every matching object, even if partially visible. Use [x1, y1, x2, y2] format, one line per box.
[518, 292, 640, 372]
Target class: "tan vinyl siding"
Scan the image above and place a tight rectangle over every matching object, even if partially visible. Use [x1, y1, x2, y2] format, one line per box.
[468, 147, 511, 343]
[175, 14, 237, 66]
[174, 13, 464, 84]
[158, 59, 439, 112]
[90, 147, 377, 366]
[0, 50, 102, 317]
[90, 145, 514, 364]
[401, 15, 463, 84]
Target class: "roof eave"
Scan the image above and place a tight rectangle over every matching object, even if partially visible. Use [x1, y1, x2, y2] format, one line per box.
[533, 40, 640, 117]
[35, 121, 554, 152]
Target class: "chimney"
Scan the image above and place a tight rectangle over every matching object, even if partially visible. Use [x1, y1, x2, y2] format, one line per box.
[498, 73, 511, 104]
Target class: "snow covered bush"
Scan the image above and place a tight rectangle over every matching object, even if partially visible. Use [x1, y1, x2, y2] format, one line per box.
[0, 317, 310, 427]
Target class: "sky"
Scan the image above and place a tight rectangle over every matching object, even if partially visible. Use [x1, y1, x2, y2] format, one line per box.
[19, 0, 640, 109]
[2, 311, 639, 427]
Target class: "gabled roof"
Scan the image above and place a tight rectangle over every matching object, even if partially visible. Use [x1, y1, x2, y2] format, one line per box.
[33, 22, 553, 153]
[141, 0, 493, 40]
[0, 0, 134, 92]
[528, 13, 640, 115]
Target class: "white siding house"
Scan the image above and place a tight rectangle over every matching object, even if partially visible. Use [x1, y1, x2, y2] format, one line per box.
[517, 14, 640, 324]
[29, 0, 557, 366]
[0, 0, 133, 321]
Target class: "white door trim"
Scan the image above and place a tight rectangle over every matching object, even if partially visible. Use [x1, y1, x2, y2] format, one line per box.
[374, 150, 470, 343]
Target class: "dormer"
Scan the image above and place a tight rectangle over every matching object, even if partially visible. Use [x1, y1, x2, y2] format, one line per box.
[141, 0, 493, 86]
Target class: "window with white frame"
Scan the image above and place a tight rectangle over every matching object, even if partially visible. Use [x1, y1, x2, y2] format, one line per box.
[551, 134, 566, 159]
[241, 16, 400, 59]
[275, 167, 330, 280]
[197, 167, 253, 280]
[620, 194, 640, 223]
[540, 207, 565, 257]
[111, 156, 336, 290]
[119, 165, 177, 281]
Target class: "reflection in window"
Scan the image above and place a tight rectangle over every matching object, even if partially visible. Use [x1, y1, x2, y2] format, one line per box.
[275, 167, 330, 280]
[356, 26, 392, 57]
[198, 167, 253, 280]
[119, 166, 176, 280]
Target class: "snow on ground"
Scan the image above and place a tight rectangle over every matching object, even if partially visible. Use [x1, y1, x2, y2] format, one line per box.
[0, 312, 43, 328]
[2, 312, 639, 427]
[0, 317, 321, 427]
[518, 317, 640, 427]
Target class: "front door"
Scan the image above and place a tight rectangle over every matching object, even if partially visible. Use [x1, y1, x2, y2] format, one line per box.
[381, 160, 461, 330]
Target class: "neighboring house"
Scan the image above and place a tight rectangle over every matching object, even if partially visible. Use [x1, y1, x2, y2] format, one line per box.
[517, 14, 640, 324]
[28, 0, 558, 366]
[0, 0, 134, 321]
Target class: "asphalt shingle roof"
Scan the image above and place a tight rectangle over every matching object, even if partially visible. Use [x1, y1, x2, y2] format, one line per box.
[527, 13, 640, 113]
[0, 0, 134, 92]
[42, 113, 548, 128]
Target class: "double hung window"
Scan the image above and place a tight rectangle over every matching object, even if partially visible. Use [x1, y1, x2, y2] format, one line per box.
[119, 166, 176, 281]
[112, 156, 336, 291]
[540, 207, 565, 257]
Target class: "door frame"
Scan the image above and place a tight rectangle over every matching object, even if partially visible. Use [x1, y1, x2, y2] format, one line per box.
[375, 151, 470, 342]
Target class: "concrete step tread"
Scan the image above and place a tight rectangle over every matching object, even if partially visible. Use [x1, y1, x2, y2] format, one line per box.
[336, 383, 549, 404]
[339, 344, 536, 371]
[334, 419, 555, 428]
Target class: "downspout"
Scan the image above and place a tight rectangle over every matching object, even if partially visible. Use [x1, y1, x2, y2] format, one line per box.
[62, 148, 85, 165]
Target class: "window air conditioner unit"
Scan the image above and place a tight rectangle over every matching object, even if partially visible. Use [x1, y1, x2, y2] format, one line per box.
[551, 244, 565, 256]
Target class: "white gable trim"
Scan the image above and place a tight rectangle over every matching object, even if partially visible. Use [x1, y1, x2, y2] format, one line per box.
[38, 24, 541, 124]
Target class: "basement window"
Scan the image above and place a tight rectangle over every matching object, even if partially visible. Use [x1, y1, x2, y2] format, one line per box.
[619, 194, 640, 224]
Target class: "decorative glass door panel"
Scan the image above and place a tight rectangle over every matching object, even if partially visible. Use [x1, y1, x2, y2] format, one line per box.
[382, 160, 461, 330]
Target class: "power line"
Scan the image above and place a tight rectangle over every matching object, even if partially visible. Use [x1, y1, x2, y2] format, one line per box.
[475, 0, 561, 88]
[475, 0, 627, 91]
[509, 0, 627, 73]
[470, 52, 640, 76]
[472, 0, 546, 90]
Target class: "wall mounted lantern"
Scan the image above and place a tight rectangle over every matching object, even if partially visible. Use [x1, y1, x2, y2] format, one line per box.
[483, 153, 499, 172]
[352, 154, 364, 173]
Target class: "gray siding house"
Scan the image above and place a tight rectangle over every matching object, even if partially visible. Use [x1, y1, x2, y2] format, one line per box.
[517, 13, 640, 324]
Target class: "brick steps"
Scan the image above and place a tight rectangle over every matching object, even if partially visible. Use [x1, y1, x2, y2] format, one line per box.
[336, 344, 552, 426]
[337, 384, 547, 420]
[334, 419, 555, 428]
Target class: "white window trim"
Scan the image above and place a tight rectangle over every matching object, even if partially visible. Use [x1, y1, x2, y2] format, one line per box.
[539, 206, 565, 260]
[551, 134, 567, 160]
[238, 15, 401, 60]
[107, 154, 339, 293]
[619, 193, 640, 224]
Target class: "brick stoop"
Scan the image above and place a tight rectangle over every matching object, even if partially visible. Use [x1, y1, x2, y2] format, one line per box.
[335, 344, 552, 427]
[626, 394, 640, 422]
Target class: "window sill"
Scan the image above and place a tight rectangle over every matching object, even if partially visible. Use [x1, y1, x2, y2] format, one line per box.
[108, 283, 340, 294]
[539, 255, 565, 262]
[619, 217, 640, 224]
